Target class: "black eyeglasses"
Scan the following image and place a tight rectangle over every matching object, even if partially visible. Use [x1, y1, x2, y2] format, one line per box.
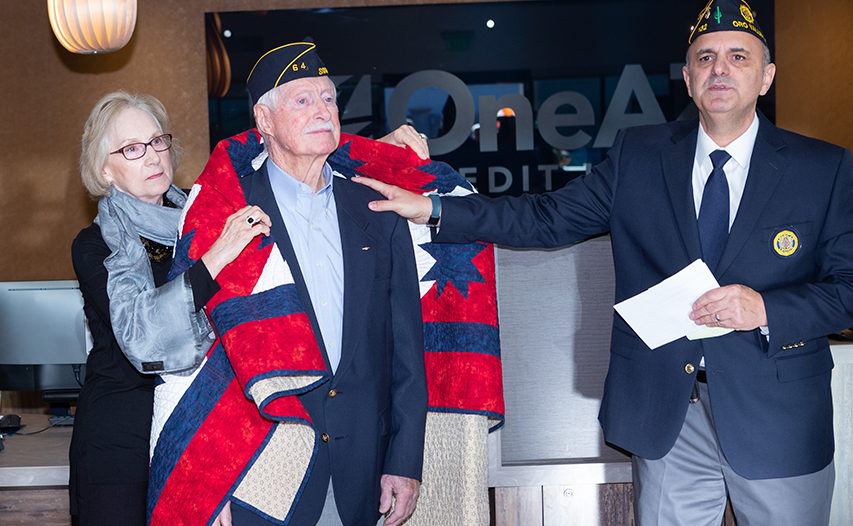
[110, 134, 173, 161]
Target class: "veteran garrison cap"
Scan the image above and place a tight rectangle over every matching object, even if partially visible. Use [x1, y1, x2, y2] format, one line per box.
[688, 0, 767, 45]
[247, 37, 329, 105]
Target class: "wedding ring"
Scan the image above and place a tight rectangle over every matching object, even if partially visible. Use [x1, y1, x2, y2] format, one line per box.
[714, 313, 721, 322]
[419, 133, 428, 140]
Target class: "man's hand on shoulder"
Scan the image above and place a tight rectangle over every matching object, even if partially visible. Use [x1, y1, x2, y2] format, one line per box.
[690, 284, 767, 331]
[379, 474, 420, 526]
[353, 177, 434, 225]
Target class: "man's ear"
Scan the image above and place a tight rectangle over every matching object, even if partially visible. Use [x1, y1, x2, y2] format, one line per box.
[759, 62, 776, 96]
[682, 64, 693, 99]
[254, 104, 272, 135]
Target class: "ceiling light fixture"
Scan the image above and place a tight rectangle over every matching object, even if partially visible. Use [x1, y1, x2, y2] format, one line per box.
[48, 0, 137, 54]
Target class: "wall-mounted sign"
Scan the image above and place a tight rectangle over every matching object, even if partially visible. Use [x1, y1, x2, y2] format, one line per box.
[210, 0, 774, 197]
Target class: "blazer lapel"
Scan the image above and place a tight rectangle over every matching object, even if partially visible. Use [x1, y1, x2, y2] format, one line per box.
[716, 115, 786, 278]
[332, 178, 378, 379]
[661, 120, 704, 264]
[239, 162, 333, 373]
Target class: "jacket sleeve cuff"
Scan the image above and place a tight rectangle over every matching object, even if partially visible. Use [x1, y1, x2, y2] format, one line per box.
[188, 259, 221, 312]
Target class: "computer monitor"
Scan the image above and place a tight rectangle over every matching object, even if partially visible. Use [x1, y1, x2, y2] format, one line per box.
[0, 280, 90, 394]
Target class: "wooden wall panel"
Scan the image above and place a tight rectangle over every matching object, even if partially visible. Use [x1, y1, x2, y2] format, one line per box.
[598, 483, 635, 525]
[774, 0, 853, 150]
[0, 392, 50, 415]
[494, 486, 543, 526]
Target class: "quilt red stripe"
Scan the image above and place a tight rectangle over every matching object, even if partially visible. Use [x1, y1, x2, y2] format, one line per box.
[425, 352, 505, 415]
[150, 380, 272, 526]
[223, 317, 326, 396]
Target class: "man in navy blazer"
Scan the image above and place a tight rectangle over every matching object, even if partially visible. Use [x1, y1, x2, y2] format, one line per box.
[356, 1, 853, 524]
[213, 41, 430, 526]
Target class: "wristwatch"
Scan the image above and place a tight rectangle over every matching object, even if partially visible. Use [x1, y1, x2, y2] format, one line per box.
[427, 194, 441, 227]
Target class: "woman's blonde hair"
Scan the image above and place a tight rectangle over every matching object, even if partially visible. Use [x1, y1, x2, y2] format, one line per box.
[80, 91, 182, 199]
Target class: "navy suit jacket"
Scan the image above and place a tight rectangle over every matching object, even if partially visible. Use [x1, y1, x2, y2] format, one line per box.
[437, 114, 853, 479]
[240, 162, 428, 525]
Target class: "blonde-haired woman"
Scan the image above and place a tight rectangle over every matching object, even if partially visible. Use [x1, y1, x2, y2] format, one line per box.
[69, 91, 270, 526]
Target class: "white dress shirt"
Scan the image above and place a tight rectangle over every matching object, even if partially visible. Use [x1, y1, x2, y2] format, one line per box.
[690, 113, 768, 359]
[691, 113, 760, 228]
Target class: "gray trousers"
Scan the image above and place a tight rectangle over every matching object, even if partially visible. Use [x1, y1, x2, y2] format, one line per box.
[233, 478, 382, 526]
[632, 381, 834, 526]
[314, 479, 345, 526]
[315, 479, 386, 526]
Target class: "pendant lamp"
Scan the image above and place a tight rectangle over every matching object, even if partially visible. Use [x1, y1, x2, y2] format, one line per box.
[48, 0, 137, 54]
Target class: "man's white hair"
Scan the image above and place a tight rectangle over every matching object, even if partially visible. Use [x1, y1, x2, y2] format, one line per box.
[254, 88, 279, 151]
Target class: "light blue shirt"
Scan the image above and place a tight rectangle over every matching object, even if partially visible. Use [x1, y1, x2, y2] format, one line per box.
[267, 159, 344, 373]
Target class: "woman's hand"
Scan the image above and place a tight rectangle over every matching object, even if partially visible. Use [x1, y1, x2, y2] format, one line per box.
[378, 125, 430, 160]
[201, 205, 271, 279]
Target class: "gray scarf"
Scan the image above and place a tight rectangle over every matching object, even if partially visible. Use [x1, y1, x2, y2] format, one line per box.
[94, 185, 213, 375]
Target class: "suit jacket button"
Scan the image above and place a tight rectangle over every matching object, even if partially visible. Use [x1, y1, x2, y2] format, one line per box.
[321, 433, 329, 443]
[685, 363, 695, 374]
[329, 389, 338, 398]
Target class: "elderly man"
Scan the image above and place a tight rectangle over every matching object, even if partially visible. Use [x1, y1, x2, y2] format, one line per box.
[356, 1, 853, 524]
[148, 40, 429, 526]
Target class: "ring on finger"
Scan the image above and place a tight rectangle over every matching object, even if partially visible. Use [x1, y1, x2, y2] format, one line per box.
[714, 313, 721, 322]
[246, 217, 255, 225]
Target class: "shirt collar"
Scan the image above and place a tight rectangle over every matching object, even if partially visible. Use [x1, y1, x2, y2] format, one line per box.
[696, 113, 760, 170]
[266, 158, 335, 208]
